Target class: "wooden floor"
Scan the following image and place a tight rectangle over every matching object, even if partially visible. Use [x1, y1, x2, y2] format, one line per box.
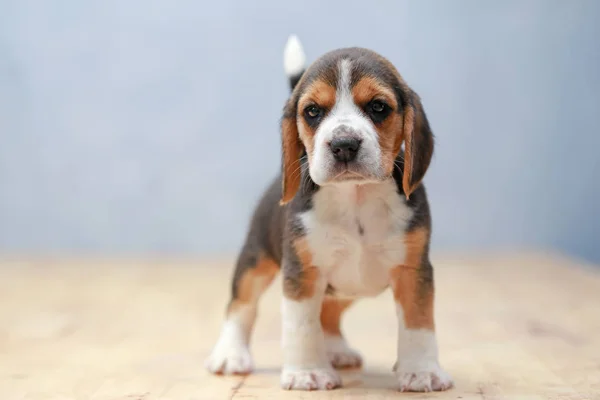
[1, 253, 599, 399]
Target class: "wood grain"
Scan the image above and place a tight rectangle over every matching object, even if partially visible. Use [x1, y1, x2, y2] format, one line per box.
[0, 253, 599, 399]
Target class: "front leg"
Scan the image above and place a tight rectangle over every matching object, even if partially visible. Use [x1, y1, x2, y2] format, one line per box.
[390, 227, 453, 392]
[280, 239, 341, 391]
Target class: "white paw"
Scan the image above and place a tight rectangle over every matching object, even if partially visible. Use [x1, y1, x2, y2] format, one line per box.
[204, 344, 253, 375]
[325, 335, 362, 369]
[280, 367, 342, 390]
[395, 364, 453, 392]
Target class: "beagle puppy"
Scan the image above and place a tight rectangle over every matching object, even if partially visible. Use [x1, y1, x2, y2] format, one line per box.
[205, 35, 453, 392]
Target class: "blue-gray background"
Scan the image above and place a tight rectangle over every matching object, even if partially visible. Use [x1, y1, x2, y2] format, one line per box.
[1, 1, 599, 262]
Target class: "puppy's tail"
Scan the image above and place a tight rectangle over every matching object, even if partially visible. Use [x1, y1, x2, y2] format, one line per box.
[283, 34, 306, 92]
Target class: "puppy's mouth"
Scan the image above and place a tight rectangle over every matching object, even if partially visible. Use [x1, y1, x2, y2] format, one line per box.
[328, 164, 370, 183]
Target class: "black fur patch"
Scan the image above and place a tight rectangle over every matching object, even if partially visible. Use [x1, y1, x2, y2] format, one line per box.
[392, 153, 432, 233]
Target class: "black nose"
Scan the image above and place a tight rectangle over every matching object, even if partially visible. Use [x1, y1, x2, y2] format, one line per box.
[330, 137, 361, 162]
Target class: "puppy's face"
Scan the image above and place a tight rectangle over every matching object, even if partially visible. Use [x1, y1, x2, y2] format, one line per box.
[298, 57, 398, 185]
[281, 48, 434, 204]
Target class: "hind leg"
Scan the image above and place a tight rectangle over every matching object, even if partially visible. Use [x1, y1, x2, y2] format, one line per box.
[321, 297, 362, 369]
[205, 250, 278, 375]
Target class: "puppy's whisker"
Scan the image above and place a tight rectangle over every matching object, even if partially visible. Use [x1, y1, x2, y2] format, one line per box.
[301, 165, 312, 193]
[290, 163, 304, 180]
[289, 156, 308, 181]
[287, 157, 303, 172]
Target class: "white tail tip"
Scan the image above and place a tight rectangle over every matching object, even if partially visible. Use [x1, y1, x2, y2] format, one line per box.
[283, 34, 306, 77]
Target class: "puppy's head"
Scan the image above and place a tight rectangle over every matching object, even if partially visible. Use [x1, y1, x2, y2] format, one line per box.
[280, 47, 434, 204]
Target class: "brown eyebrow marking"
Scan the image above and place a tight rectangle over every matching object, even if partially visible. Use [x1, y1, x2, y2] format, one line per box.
[298, 79, 337, 113]
[351, 76, 397, 109]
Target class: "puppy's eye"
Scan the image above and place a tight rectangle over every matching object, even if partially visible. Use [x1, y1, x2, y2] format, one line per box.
[366, 100, 391, 123]
[305, 105, 322, 119]
[371, 101, 386, 113]
[304, 104, 323, 121]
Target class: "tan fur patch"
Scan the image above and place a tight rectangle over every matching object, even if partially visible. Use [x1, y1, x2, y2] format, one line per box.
[298, 80, 337, 116]
[401, 90, 434, 199]
[360, 56, 428, 186]
[280, 116, 303, 205]
[403, 226, 428, 270]
[389, 227, 434, 330]
[227, 256, 279, 314]
[379, 113, 404, 175]
[401, 104, 417, 197]
[352, 76, 397, 109]
[283, 237, 320, 300]
[297, 80, 336, 159]
[351, 76, 403, 175]
[320, 297, 353, 336]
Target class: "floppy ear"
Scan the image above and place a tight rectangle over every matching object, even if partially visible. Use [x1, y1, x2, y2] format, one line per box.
[280, 103, 303, 205]
[402, 90, 434, 199]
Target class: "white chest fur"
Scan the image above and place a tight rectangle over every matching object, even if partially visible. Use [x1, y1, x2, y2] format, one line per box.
[299, 179, 413, 297]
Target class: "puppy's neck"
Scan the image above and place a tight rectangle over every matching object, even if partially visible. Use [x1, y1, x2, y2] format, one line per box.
[320, 179, 395, 207]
